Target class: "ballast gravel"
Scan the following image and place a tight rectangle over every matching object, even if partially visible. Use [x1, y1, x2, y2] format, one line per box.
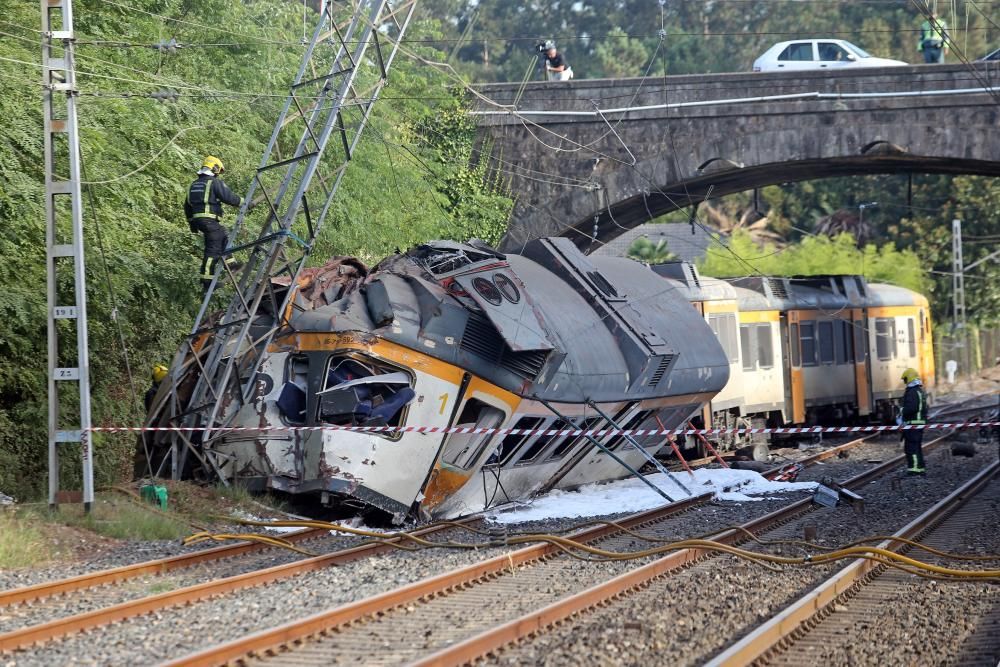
[487, 436, 993, 667]
[2, 435, 985, 666]
[2, 495, 809, 666]
[0, 531, 380, 634]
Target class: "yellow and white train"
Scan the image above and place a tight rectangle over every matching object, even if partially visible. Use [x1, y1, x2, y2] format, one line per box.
[655, 264, 935, 451]
[147, 239, 934, 522]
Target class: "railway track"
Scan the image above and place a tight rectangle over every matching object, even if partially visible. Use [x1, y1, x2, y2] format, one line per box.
[710, 459, 1000, 666]
[160, 432, 959, 666]
[0, 434, 881, 656]
[0, 518, 485, 651]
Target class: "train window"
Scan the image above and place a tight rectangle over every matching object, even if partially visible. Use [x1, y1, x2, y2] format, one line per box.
[440, 399, 506, 469]
[818, 321, 835, 365]
[316, 354, 415, 431]
[756, 324, 774, 369]
[875, 318, 894, 361]
[631, 412, 667, 449]
[740, 324, 754, 371]
[709, 314, 739, 364]
[799, 322, 817, 367]
[907, 318, 917, 358]
[546, 417, 603, 461]
[493, 416, 545, 465]
[790, 323, 801, 367]
[838, 320, 854, 364]
[515, 419, 572, 464]
[833, 321, 846, 364]
[854, 319, 865, 364]
[276, 354, 310, 424]
[610, 409, 653, 450]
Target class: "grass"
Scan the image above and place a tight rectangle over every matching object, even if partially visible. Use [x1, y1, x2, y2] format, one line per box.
[55, 495, 189, 541]
[0, 512, 54, 568]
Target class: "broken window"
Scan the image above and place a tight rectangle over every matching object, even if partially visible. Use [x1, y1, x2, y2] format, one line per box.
[440, 399, 506, 469]
[545, 417, 603, 461]
[276, 354, 310, 424]
[316, 354, 415, 431]
[513, 419, 572, 465]
[490, 416, 545, 466]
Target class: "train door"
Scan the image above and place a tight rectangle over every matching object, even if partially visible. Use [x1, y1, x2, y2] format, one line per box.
[852, 308, 873, 416]
[692, 301, 713, 429]
[786, 311, 806, 423]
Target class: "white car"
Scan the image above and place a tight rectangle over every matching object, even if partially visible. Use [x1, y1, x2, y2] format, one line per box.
[752, 39, 908, 72]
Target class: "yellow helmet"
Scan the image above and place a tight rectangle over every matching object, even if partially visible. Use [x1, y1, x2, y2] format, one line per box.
[152, 364, 169, 383]
[901, 368, 919, 384]
[201, 155, 225, 175]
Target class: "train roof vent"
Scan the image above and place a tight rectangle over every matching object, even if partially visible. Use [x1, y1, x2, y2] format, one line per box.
[647, 354, 676, 387]
[461, 312, 548, 381]
[854, 276, 867, 297]
[766, 278, 788, 299]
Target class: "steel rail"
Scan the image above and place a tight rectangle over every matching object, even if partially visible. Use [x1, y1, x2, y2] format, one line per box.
[159, 492, 713, 667]
[166, 433, 954, 667]
[762, 433, 879, 479]
[0, 527, 327, 607]
[400, 432, 956, 667]
[706, 458, 1000, 667]
[0, 518, 477, 652]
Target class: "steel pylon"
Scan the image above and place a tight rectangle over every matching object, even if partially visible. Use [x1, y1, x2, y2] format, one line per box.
[147, 0, 417, 481]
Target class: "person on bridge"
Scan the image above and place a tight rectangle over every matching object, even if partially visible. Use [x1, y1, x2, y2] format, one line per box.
[899, 367, 927, 475]
[918, 11, 949, 63]
[542, 41, 573, 81]
[184, 156, 243, 290]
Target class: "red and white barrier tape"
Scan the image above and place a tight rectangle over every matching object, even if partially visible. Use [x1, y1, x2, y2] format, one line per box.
[88, 421, 1000, 437]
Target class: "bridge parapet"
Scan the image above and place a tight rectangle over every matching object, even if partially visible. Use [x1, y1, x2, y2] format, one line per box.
[471, 64, 1000, 252]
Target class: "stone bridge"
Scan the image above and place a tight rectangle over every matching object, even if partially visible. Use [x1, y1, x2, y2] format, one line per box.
[472, 64, 1000, 252]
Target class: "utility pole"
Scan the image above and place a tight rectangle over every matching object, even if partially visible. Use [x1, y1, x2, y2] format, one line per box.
[42, 0, 93, 511]
[952, 219, 966, 332]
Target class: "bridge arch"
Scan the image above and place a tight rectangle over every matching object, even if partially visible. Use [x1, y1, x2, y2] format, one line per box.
[473, 64, 1000, 251]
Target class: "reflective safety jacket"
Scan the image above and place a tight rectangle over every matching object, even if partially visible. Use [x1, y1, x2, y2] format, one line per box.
[919, 19, 948, 49]
[901, 381, 927, 425]
[184, 174, 243, 223]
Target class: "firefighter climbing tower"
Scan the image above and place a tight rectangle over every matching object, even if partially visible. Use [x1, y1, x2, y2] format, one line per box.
[147, 0, 417, 480]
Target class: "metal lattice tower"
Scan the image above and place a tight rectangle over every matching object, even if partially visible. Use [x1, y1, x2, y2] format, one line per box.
[150, 0, 416, 480]
[42, 0, 94, 510]
[951, 218, 966, 332]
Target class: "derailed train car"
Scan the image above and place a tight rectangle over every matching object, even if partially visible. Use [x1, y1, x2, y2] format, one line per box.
[149, 238, 729, 522]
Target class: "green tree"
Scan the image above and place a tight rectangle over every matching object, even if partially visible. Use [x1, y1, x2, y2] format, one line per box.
[0, 0, 512, 500]
[698, 231, 927, 295]
[627, 236, 677, 264]
[592, 27, 652, 78]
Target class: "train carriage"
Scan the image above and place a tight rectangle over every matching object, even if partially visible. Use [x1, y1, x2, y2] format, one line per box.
[149, 238, 730, 522]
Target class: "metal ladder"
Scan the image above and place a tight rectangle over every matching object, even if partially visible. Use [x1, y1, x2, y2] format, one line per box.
[151, 0, 417, 480]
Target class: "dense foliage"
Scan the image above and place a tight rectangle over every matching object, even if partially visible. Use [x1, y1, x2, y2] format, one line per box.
[420, 0, 996, 81]
[0, 0, 511, 499]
